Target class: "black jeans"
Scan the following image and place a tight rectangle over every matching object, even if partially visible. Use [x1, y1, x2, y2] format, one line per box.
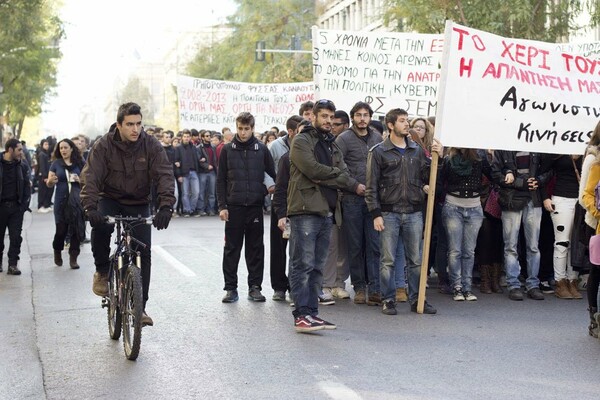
[53, 222, 81, 256]
[269, 206, 289, 292]
[0, 202, 25, 266]
[91, 198, 151, 307]
[222, 205, 264, 291]
[37, 183, 54, 208]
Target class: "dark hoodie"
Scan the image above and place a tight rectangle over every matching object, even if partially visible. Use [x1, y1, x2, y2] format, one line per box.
[80, 123, 175, 210]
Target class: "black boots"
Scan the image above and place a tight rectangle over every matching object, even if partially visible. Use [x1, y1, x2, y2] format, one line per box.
[54, 250, 63, 267]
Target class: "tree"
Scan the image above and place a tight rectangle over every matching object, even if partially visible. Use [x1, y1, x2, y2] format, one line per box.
[0, 0, 63, 140]
[117, 76, 155, 125]
[186, 0, 315, 83]
[383, 0, 600, 42]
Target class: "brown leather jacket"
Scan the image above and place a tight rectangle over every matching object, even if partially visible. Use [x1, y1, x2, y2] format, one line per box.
[80, 125, 175, 211]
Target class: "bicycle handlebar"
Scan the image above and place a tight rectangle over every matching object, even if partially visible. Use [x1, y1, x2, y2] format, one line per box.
[105, 215, 154, 225]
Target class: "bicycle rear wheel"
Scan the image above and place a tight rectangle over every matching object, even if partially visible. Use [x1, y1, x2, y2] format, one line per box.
[122, 266, 143, 360]
[107, 263, 122, 340]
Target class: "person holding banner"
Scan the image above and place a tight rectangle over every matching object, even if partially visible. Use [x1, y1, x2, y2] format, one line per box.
[336, 101, 383, 305]
[491, 151, 552, 301]
[440, 148, 492, 301]
[366, 108, 442, 316]
[287, 100, 359, 332]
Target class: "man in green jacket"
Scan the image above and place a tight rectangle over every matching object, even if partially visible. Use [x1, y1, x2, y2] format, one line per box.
[287, 99, 361, 333]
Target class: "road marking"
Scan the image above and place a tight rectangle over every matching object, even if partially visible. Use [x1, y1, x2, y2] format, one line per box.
[318, 381, 362, 400]
[152, 245, 196, 277]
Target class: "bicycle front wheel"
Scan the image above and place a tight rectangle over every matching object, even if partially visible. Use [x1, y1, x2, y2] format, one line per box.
[122, 266, 143, 360]
[107, 264, 122, 340]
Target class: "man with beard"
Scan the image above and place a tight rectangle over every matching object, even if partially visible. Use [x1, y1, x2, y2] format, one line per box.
[366, 108, 442, 316]
[287, 100, 360, 332]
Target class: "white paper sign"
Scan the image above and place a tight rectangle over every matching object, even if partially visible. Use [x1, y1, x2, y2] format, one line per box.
[312, 28, 444, 117]
[436, 22, 600, 155]
[177, 76, 315, 132]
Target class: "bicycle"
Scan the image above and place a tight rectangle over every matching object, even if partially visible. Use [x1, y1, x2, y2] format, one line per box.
[101, 215, 153, 360]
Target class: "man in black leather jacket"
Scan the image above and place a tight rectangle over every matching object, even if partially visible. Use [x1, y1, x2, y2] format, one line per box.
[366, 108, 442, 316]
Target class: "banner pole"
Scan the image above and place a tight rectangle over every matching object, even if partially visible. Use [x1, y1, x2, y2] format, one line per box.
[417, 151, 439, 314]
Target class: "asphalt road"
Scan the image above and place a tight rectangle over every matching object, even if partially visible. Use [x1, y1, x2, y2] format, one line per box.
[1, 210, 599, 400]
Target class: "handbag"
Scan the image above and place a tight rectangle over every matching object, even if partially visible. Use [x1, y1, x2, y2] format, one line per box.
[483, 185, 502, 219]
[589, 234, 600, 265]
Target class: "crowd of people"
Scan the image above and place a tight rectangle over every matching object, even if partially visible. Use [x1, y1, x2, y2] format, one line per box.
[1, 99, 599, 336]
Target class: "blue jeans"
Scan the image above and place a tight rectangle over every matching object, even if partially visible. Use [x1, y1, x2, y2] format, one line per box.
[288, 215, 332, 317]
[342, 195, 380, 292]
[197, 171, 216, 213]
[181, 171, 199, 214]
[442, 202, 484, 292]
[501, 200, 542, 290]
[379, 211, 423, 303]
[394, 235, 406, 288]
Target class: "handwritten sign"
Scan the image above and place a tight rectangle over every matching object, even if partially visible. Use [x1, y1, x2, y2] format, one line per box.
[177, 76, 314, 131]
[312, 28, 444, 117]
[555, 40, 600, 59]
[436, 22, 600, 155]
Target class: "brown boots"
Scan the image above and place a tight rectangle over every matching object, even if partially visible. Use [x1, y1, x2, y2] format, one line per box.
[479, 265, 492, 294]
[555, 278, 583, 299]
[54, 250, 63, 266]
[481, 264, 503, 294]
[69, 254, 80, 269]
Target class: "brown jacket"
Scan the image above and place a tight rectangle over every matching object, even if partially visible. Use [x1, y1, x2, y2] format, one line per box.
[80, 125, 175, 211]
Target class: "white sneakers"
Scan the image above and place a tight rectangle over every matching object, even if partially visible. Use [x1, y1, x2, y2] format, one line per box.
[38, 207, 52, 213]
[330, 287, 350, 299]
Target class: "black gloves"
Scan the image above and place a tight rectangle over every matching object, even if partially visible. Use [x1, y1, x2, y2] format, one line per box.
[153, 206, 172, 230]
[86, 209, 105, 227]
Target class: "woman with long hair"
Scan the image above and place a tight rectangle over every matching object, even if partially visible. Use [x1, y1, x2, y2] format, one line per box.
[441, 147, 491, 301]
[46, 139, 85, 269]
[580, 120, 600, 337]
[410, 117, 434, 157]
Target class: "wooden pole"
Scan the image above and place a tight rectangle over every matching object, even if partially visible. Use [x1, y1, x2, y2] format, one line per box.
[416, 151, 439, 314]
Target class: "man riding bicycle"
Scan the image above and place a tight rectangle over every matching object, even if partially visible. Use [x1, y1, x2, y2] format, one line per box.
[81, 102, 175, 327]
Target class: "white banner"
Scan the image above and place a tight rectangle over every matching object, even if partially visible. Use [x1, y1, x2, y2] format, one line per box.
[555, 40, 600, 59]
[312, 28, 444, 118]
[436, 22, 599, 155]
[177, 76, 314, 132]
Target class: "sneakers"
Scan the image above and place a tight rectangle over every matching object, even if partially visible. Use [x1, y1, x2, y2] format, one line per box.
[539, 281, 554, 294]
[331, 287, 350, 299]
[182, 212, 191, 218]
[272, 290, 286, 301]
[453, 289, 465, 301]
[92, 272, 109, 296]
[222, 290, 239, 303]
[526, 287, 544, 300]
[7, 265, 21, 275]
[318, 296, 335, 306]
[307, 315, 336, 330]
[508, 288, 523, 301]
[141, 312, 154, 327]
[248, 286, 266, 302]
[354, 289, 366, 304]
[463, 291, 478, 301]
[410, 301, 437, 314]
[395, 287, 408, 302]
[367, 292, 382, 306]
[322, 287, 334, 300]
[38, 207, 52, 214]
[294, 316, 324, 333]
[382, 300, 397, 315]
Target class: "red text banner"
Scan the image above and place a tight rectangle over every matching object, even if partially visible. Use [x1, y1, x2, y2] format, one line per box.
[177, 76, 314, 132]
[436, 22, 599, 155]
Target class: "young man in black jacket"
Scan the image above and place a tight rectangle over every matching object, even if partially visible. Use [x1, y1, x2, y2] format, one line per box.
[0, 138, 32, 275]
[217, 112, 276, 303]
